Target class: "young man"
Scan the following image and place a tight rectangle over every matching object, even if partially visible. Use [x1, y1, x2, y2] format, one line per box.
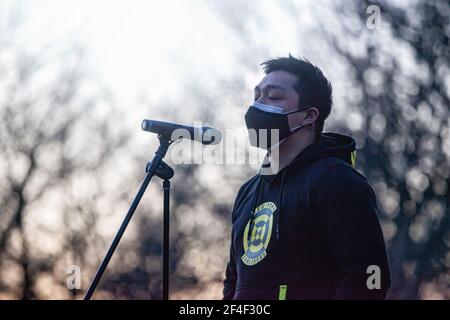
[223, 55, 391, 300]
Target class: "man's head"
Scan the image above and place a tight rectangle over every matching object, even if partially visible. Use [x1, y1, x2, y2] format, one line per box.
[254, 55, 332, 136]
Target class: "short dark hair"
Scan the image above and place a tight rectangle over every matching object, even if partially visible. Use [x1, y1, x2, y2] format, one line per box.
[261, 54, 332, 135]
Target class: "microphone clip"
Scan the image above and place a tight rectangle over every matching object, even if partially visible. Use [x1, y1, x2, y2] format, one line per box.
[146, 159, 174, 180]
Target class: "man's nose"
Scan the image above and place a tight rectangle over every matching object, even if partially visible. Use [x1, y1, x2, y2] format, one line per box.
[256, 96, 267, 104]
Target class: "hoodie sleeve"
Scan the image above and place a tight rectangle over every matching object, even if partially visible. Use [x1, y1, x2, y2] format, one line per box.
[223, 237, 237, 300]
[316, 164, 391, 299]
[223, 183, 247, 300]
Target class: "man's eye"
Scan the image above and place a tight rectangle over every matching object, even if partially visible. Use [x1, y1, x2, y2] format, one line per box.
[268, 97, 280, 100]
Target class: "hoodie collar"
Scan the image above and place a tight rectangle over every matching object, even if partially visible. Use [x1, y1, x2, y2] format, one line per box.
[260, 132, 356, 184]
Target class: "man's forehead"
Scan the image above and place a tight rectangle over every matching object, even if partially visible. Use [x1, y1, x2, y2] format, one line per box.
[255, 71, 297, 91]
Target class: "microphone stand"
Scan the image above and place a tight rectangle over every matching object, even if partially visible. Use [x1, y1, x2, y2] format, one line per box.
[84, 135, 175, 300]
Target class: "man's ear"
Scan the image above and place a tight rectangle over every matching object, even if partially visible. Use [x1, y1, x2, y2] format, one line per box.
[304, 107, 320, 124]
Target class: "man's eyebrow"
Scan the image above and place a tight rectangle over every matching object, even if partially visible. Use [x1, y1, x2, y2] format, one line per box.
[254, 84, 287, 91]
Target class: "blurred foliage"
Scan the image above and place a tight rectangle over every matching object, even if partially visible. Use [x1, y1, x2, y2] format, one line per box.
[330, 0, 450, 299]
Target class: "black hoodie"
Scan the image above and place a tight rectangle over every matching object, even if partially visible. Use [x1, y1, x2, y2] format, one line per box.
[223, 133, 391, 300]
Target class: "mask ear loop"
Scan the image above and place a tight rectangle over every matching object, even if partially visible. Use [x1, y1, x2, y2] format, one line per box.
[289, 123, 307, 133]
[283, 105, 311, 133]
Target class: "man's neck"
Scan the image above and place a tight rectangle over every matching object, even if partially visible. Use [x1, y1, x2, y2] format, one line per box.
[264, 130, 317, 175]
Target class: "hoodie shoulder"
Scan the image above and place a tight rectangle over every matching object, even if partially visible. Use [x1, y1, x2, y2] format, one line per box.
[315, 160, 376, 204]
[304, 156, 370, 201]
[313, 157, 369, 186]
[308, 156, 354, 180]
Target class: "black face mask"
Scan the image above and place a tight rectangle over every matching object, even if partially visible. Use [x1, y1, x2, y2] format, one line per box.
[245, 102, 308, 149]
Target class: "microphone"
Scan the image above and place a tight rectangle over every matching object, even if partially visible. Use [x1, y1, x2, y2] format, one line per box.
[141, 119, 222, 145]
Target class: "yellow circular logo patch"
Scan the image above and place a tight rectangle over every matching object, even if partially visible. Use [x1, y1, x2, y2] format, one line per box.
[241, 201, 276, 266]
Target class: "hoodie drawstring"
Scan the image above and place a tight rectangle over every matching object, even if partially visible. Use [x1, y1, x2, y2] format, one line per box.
[248, 168, 288, 243]
[247, 177, 264, 242]
[276, 168, 287, 240]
